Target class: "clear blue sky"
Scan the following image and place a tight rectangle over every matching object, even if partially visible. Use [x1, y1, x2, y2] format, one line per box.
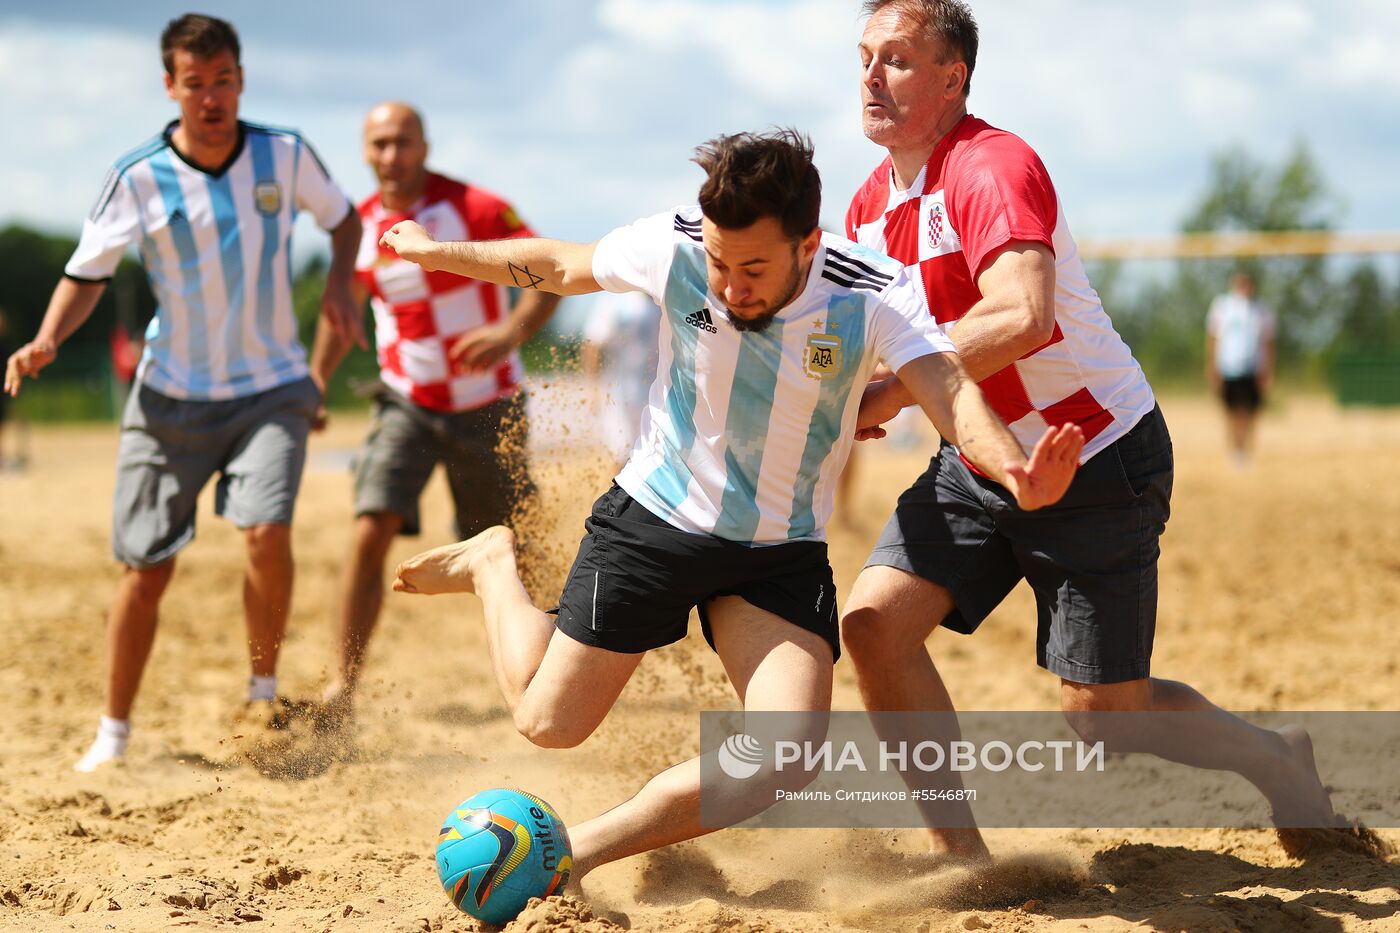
[3, 0, 1397, 248]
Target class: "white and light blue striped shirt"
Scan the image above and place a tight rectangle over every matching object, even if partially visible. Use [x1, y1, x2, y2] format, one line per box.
[592, 206, 955, 545]
[66, 121, 352, 400]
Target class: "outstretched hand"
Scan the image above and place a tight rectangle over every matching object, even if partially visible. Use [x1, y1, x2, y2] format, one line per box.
[5, 340, 57, 397]
[1003, 423, 1084, 511]
[379, 220, 440, 270]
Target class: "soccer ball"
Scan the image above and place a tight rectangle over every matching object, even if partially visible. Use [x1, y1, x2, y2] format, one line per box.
[434, 788, 573, 924]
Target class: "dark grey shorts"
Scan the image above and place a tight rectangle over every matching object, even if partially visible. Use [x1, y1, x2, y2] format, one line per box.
[352, 390, 534, 538]
[865, 405, 1174, 684]
[112, 378, 320, 568]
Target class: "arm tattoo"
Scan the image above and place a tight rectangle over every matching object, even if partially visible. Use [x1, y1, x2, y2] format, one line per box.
[508, 262, 544, 290]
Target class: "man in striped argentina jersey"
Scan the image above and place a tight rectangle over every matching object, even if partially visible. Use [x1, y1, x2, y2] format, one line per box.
[379, 130, 1083, 884]
[4, 15, 363, 772]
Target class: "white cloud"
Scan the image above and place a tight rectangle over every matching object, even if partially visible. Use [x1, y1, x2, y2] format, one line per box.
[1, 0, 1397, 249]
[0, 25, 165, 222]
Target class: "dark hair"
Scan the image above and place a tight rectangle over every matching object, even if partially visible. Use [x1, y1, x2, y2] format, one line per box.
[862, 0, 978, 97]
[693, 129, 821, 240]
[161, 13, 241, 75]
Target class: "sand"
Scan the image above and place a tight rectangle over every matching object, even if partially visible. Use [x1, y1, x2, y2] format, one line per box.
[1, 389, 1397, 932]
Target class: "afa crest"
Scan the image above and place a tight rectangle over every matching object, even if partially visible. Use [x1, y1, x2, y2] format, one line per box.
[803, 332, 844, 380]
[254, 181, 282, 216]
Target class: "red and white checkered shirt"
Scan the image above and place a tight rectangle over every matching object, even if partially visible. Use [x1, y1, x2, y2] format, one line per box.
[356, 172, 535, 412]
[847, 116, 1154, 462]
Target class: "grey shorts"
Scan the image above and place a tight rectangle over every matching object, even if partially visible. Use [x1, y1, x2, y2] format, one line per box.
[352, 390, 534, 538]
[865, 405, 1174, 684]
[112, 377, 320, 568]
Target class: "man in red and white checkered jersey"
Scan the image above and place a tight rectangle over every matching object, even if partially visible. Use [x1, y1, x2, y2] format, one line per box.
[312, 102, 559, 716]
[358, 161, 535, 413]
[845, 112, 1154, 460]
[841, 0, 1343, 862]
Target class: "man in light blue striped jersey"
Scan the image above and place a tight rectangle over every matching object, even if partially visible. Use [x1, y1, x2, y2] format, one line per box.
[4, 14, 364, 772]
[379, 130, 1084, 885]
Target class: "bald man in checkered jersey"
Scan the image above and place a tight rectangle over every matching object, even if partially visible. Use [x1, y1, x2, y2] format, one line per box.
[842, 0, 1344, 859]
[311, 103, 560, 716]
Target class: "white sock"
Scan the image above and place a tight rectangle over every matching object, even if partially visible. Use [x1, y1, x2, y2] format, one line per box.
[248, 674, 278, 702]
[74, 716, 130, 773]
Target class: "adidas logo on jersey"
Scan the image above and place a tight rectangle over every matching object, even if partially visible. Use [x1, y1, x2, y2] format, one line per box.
[685, 307, 718, 333]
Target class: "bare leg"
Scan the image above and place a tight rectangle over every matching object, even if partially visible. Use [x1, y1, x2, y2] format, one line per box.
[394, 526, 642, 744]
[395, 526, 554, 705]
[105, 561, 177, 719]
[1061, 678, 1336, 827]
[1227, 410, 1250, 460]
[326, 511, 403, 702]
[567, 596, 834, 882]
[841, 565, 990, 861]
[244, 523, 293, 678]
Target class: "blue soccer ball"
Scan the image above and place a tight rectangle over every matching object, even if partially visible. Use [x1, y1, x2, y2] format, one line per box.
[434, 788, 573, 924]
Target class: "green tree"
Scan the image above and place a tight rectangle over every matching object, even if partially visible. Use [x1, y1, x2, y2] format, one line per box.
[1329, 261, 1400, 353]
[0, 224, 155, 351]
[290, 255, 379, 409]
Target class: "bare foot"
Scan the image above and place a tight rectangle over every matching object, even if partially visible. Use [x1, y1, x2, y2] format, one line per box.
[1266, 725, 1337, 827]
[392, 526, 516, 596]
[846, 831, 992, 882]
[927, 827, 993, 865]
[1267, 725, 1393, 860]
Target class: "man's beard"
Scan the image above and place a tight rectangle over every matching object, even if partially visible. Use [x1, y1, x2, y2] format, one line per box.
[721, 253, 806, 334]
[723, 305, 780, 333]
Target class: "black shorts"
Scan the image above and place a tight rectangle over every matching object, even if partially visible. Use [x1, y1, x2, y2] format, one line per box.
[1220, 375, 1262, 413]
[550, 485, 840, 661]
[864, 405, 1174, 684]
